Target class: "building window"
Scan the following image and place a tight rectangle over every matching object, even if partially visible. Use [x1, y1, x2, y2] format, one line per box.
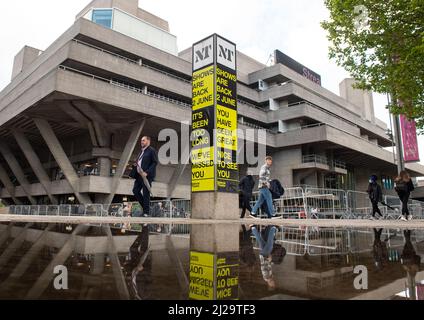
[92, 9, 113, 29]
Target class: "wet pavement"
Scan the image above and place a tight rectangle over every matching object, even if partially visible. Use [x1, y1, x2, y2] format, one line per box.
[0, 222, 423, 300]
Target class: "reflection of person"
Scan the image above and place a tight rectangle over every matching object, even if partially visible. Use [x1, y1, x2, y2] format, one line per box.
[367, 175, 383, 220]
[240, 225, 256, 269]
[372, 228, 388, 270]
[250, 225, 286, 290]
[401, 230, 421, 300]
[395, 171, 415, 221]
[250, 156, 275, 219]
[239, 175, 255, 218]
[132, 136, 158, 217]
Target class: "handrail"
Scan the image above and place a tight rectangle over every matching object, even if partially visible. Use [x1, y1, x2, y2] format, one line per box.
[59, 65, 191, 109]
[72, 38, 191, 84]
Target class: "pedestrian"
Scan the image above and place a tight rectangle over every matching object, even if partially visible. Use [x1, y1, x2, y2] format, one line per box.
[239, 175, 255, 218]
[367, 175, 383, 220]
[250, 156, 275, 219]
[394, 171, 415, 221]
[250, 225, 286, 291]
[372, 228, 388, 270]
[132, 136, 158, 217]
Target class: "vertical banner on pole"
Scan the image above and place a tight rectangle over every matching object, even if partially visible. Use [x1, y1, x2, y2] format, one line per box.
[191, 34, 238, 193]
[400, 115, 420, 163]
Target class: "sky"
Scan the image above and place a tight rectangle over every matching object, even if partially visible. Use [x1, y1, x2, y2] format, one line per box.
[0, 0, 422, 165]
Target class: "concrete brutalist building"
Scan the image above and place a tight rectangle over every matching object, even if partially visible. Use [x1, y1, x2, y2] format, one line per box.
[0, 0, 423, 205]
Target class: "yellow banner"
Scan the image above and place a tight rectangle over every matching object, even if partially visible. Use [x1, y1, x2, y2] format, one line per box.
[192, 66, 215, 111]
[216, 105, 238, 151]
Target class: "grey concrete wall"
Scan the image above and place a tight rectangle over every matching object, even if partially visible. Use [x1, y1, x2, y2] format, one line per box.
[12, 46, 43, 80]
[271, 147, 302, 187]
[339, 78, 375, 123]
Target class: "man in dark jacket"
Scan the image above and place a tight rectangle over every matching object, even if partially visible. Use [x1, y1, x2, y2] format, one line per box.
[239, 175, 255, 218]
[367, 175, 383, 220]
[132, 136, 158, 217]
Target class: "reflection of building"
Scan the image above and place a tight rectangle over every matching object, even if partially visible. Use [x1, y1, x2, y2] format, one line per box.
[0, 222, 189, 299]
[266, 228, 424, 299]
[1, 0, 424, 206]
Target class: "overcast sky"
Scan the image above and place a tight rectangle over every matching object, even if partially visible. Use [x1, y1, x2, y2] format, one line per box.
[0, 0, 422, 164]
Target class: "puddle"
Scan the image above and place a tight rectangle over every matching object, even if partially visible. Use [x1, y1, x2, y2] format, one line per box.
[0, 222, 423, 300]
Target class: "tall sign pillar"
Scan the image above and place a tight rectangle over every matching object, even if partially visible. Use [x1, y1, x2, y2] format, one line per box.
[189, 34, 240, 300]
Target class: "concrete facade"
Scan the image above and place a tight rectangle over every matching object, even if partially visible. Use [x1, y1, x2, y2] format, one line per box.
[0, 1, 423, 205]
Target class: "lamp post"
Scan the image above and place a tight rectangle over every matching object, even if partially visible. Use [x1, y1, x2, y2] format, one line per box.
[388, 93, 405, 174]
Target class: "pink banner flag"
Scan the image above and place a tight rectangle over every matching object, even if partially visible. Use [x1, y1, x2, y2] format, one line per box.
[417, 284, 424, 300]
[400, 115, 420, 163]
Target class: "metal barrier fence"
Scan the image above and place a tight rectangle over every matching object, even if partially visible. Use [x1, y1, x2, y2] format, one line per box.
[7, 187, 424, 223]
[304, 188, 347, 219]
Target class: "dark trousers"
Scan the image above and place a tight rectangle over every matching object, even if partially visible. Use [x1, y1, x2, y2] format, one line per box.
[239, 193, 252, 218]
[133, 176, 153, 216]
[372, 201, 382, 217]
[399, 193, 410, 216]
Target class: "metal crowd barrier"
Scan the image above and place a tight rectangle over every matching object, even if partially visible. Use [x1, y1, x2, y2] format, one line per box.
[7, 187, 424, 223]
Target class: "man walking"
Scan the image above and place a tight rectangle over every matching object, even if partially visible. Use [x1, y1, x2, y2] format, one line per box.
[367, 175, 384, 220]
[250, 156, 275, 218]
[132, 136, 158, 217]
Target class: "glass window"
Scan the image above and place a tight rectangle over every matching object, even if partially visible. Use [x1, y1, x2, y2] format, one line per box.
[92, 9, 113, 29]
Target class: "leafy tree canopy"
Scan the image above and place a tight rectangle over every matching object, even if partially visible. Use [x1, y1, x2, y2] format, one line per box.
[322, 0, 424, 133]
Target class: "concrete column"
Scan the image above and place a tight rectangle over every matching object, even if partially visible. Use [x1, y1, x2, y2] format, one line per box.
[91, 254, 105, 275]
[0, 164, 22, 205]
[105, 120, 145, 205]
[190, 194, 240, 300]
[272, 148, 302, 187]
[98, 157, 111, 177]
[12, 130, 58, 204]
[0, 223, 33, 271]
[33, 118, 92, 204]
[0, 142, 36, 205]
[103, 226, 130, 300]
[0, 224, 53, 290]
[25, 224, 90, 299]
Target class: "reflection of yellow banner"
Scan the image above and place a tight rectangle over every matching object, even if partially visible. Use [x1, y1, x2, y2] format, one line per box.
[193, 66, 215, 111]
[189, 252, 215, 300]
[216, 105, 237, 151]
[191, 147, 214, 164]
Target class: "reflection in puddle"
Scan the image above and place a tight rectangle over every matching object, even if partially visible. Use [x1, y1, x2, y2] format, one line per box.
[0, 222, 423, 300]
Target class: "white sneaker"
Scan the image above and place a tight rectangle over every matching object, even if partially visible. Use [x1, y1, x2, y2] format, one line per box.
[369, 216, 376, 221]
[400, 216, 408, 222]
[407, 215, 413, 221]
[249, 213, 259, 219]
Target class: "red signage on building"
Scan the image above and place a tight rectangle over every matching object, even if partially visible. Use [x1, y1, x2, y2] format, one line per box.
[400, 115, 420, 163]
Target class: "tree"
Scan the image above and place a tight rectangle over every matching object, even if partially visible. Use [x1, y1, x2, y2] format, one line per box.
[321, 0, 424, 133]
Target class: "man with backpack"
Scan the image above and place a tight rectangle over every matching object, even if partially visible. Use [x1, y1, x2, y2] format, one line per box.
[250, 156, 275, 219]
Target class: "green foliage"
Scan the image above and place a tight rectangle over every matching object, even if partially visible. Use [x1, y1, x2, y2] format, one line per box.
[322, 0, 424, 133]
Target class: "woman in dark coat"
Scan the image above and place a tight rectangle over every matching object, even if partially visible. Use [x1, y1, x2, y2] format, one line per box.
[395, 171, 415, 221]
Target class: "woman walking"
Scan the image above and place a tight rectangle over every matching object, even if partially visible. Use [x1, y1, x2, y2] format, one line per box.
[394, 171, 415, 221]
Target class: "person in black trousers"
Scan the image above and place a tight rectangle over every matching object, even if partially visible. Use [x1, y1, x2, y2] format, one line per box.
[395, 170, 415, 221]
[132, 136, 158, 217]
[367, 175, 383, 220]
[239, 175, 255, 218]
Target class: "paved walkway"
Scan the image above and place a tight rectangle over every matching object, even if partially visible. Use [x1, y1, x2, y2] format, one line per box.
[1, 214, 424, 229]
